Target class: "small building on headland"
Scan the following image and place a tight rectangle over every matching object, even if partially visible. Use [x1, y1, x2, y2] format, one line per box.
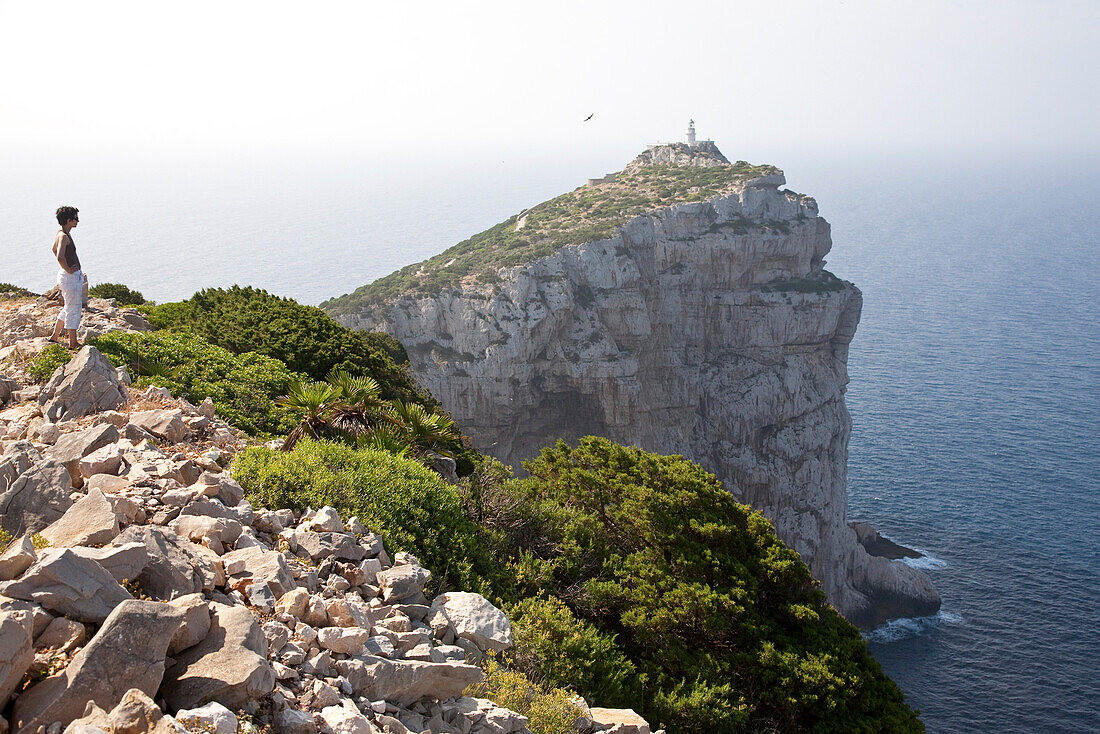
[646, 119, 714, 152]
[586, 173, 618, 187]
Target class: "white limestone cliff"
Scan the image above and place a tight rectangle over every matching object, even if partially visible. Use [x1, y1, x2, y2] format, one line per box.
[333, 149, 939, 627]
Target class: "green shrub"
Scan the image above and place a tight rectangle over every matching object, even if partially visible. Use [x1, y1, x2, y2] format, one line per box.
[231, 439, 500, 596]
[90, 330, 301, 436]
[143, 286, 480, 475]
[144, 286, 433, 406]
[508, 596, 639, 708]
[493, 437, 923, 734]
[0, 283, 36, 298]
[759, 269, 847, 294]
[27, 344, 71, 382]
[465, 657, 585, 734]
[89, 282, 146, 305]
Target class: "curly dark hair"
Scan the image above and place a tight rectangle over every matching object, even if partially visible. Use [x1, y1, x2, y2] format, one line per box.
[55, 206, 79, 225]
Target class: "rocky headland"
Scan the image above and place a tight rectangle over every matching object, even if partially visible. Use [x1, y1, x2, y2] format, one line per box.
[0, 299, 653, 734]
[324, 143, 940, 628]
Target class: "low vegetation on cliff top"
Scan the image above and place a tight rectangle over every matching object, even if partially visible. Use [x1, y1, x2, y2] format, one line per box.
[232, 436, 924, 734]
[322, 159, 781, 312]
[61, 282, 920, 731]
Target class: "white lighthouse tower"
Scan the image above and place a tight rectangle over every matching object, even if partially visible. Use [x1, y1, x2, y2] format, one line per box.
[686, 119, 697, 147]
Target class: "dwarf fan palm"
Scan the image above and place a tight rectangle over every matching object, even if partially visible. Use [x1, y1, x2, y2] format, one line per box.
[277, 380, 342, 451]
[382, 400, 459, 458]
[327, 370, 384, 436]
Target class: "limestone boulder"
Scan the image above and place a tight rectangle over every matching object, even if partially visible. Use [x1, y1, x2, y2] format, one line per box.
[292, 531, 365, 562]
[40, 489, 120, 548]
[0, 609, 35, 705]
[60, 701, 109, 734]
[128, 410, 190, 445]
[69, 543, 150, 584]
[0, 533, 37, 581]
[12, 600, 184, 734]
[589, 708, 651, 734]
[105, 689, 164, 734]
[85, 473, 130, 495]
[430, 592, 512, 652]
[167, 593, 211, 655]
[318, 707, 373, 734]
[46, 423, 119, 486]
[335, 655, 483, 706]
[0, 375, 17, 406]
[78, 444, 123, 479]
[377, 563, 431, 604]
[113, 526, 221, 599]
[444, 698, 530, 734]
[221, 546, 296, 599]
[168, 515, 242, 552]
[0, 460, 73, 536]
[0, 548, 131, 623]
[174, 703, 237, 734]
[274, 708, 318, 734]
[275, 587, 309, 619]
[308, 506, 344, 533]
[317, 627, 370, 655]
[0, 444, 39, 495]
[160, 602, 275, 711]
[38, 346, 126, 423]
[34, 617, 86, 653]
[0, 598, 51, 638]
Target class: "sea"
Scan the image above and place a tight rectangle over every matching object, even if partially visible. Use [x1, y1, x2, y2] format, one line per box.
[1, 143, 1098, 733]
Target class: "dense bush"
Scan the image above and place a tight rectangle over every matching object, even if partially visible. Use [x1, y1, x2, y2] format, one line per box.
[493, 437, 923, 734]
[507, 596, 639, 708]
[144, 286, 433, 406]
[231, 439, 500, 597]
[89, 282, 146, 305]
[26, 344, 71, 382]
[90, 331, 301, 436]
[229, 428, 921, 732]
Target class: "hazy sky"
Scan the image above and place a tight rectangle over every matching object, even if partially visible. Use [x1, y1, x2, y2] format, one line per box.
[2, 0, 1096, 158]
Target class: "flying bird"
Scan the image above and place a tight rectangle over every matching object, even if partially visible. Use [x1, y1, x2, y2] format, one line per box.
[584, 113, 594, 122]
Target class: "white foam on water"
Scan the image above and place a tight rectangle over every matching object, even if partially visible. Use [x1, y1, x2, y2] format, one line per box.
[898, 549, 948, 571]
[864, 611, 964, 644]
[872, 533, 949, 570]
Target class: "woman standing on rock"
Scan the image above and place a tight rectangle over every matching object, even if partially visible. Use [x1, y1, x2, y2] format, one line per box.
[49, 205, 83, 349]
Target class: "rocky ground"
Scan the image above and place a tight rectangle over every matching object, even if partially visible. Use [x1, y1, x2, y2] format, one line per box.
[0, 297, 656, 734]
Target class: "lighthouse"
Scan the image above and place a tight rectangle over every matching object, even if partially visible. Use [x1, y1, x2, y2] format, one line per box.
[686, 119, 697, 147]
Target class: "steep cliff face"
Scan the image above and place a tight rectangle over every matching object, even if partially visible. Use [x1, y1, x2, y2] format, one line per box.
[330, 148, 939, 627]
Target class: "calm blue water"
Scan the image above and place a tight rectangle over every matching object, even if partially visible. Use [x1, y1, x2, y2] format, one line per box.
[818, 155, 1100, 734]
[2, 146, 1098, 733]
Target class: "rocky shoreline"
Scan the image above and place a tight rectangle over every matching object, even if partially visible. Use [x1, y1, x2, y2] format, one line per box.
[0, 297, 657, 734]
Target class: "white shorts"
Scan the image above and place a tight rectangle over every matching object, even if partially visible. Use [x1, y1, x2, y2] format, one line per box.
[57, 268, 83, 330]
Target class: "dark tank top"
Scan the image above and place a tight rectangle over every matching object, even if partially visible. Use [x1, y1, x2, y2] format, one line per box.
[58, 231, 81, 270]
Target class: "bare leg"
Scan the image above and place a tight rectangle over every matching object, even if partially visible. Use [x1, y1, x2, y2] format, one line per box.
[66, 328, 79, 350]
[50, 318, 65, 343]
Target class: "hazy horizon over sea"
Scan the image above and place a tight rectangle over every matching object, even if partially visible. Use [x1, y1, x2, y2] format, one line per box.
[2, 145, 1098, 733]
